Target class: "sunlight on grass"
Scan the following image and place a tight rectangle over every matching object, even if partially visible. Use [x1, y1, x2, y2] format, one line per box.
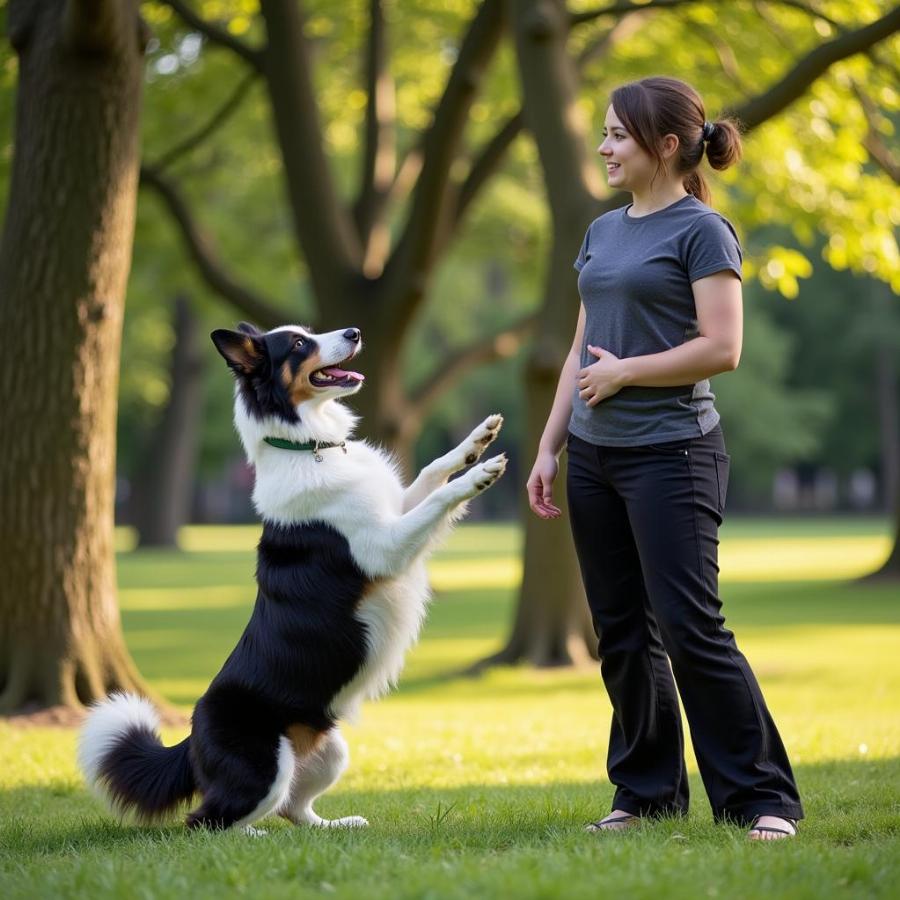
[5, 520, 899, 900]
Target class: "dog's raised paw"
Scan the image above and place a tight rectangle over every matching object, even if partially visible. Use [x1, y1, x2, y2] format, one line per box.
[471, 453, 507, 492]
[463, 414, 504, 465]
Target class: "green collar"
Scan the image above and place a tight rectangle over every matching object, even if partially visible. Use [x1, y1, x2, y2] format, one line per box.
[263, 436, 347, 462]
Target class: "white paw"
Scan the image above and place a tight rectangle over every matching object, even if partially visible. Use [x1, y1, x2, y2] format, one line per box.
[460, 414, 504, 466]
[243, 825, 268, 837]
[462, 453, 507, 498]
[322, 815, 368, 829]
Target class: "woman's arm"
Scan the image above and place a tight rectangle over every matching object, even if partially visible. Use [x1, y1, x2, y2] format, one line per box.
[526, 304, 585, 518]
[577, 272, 742, 407]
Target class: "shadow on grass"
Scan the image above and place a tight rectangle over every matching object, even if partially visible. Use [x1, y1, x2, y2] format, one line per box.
[2, 757, 897, 862]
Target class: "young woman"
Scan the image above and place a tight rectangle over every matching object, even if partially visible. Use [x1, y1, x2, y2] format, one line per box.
[526, 77, 803, 840]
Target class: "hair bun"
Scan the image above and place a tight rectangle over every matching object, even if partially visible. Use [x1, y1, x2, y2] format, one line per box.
[704, 117, 742, 170]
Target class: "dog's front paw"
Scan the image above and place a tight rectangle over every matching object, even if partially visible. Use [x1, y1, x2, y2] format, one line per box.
[462, 453, 507, 497]
[462, 414, 504, 466]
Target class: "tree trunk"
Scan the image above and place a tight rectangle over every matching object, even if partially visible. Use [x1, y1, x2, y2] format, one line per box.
[473, 363, 596, 670]
[0, 0, 156, 714]
[475, 0, 609, 668]
[876, 338, 899, 516]
[861, 298, 900, 582]
[132, 294, 206, 548]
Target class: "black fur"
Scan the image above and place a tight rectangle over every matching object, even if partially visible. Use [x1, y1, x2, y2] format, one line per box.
[210, 327, 319, 424]
[98, 731, 195, 821]
[97, 521, 373, 829]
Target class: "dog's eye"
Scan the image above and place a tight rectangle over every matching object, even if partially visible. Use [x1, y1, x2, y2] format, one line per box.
[294, 338, 305, 349]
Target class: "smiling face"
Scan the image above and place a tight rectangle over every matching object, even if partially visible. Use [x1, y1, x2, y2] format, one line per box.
[211, 323, 364, 424]
[597, 105, 659, 193]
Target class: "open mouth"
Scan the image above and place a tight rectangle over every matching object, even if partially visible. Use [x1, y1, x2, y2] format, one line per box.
[310, 362, 365, 389]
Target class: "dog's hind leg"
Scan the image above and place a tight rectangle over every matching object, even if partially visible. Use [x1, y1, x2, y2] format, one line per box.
[402, 414, 503, 512]
[186, 735, 295, 831]
[279, 729, 367, 828]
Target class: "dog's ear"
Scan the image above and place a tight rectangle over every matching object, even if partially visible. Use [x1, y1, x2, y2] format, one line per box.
[236, 321, 263, 337]
[211, 329, 265, 375]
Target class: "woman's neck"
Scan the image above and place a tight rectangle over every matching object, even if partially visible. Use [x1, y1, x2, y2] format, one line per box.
[628, 181, 689, 217]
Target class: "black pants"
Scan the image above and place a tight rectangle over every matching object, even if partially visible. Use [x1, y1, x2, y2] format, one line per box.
[566, 426, 803, 825]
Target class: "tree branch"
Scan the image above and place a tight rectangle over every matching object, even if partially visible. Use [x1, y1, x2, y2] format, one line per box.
[354, 0, 396, 249]
[453, 111, 525, 228]
[139, 165, 288, 327]
[409, 311, 540, 417]
[572, 0, 849, 28]
[384, 0, 505, 327]
[726, 5, 900, 130]
[852, 81, 900, 184]
[155, 70, 259, 173]
[258, 0, 361, 299]
[160, 0, 263, 71]
[570, 0, 700, 27]
[450, 14, 634, 236]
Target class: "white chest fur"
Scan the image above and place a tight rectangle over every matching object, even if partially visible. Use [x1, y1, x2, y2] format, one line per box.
[250, 438, 433, 721]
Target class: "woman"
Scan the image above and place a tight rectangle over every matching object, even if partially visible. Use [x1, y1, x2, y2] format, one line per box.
[526, 77, 803, 840]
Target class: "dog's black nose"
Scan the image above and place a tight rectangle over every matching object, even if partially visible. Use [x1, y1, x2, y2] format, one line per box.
[343, 328, 361, 343]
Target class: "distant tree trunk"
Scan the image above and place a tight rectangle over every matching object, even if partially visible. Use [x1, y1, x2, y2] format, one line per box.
[876, 341, 899, 515]
[132, 294, 205, 548]
[0, 0, 156, 713]
[862, 293, 900, 582]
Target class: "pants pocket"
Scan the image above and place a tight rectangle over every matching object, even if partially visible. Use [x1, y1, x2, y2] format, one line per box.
[642, 439, 692, 456]
[714, 451, 730, 513]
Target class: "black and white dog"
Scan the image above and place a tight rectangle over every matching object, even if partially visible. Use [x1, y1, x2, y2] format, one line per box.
[79, 323, 506, 830]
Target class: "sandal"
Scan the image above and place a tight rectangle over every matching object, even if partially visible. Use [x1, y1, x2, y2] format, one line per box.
[747, 815, 798, 840]
[585, 812, 640, 832]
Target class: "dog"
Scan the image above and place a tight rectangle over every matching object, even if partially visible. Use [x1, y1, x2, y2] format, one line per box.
[78, 322, 506, 830]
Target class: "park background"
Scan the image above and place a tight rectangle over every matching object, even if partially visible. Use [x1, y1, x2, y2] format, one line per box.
[0, 0, 899, 897]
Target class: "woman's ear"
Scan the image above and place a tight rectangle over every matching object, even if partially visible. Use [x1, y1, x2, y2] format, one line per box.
[661, 132, 680, 160]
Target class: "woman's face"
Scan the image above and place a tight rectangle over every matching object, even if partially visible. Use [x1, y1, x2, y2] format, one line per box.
[597, 105, 657, 192]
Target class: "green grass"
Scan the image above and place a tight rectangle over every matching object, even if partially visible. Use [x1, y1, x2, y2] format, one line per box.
[2, 520, 899, 899]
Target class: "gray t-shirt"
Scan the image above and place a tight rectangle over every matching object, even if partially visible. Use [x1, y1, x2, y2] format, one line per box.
[569, 193, 742, 447]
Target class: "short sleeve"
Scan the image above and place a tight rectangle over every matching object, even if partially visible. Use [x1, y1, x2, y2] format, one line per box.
[574, 224, 592, 272]
[684, 214, 743, 283]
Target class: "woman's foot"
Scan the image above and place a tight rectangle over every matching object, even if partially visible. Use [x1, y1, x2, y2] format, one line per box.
[747, 815, 798, 841]
[585, 809, 640, 832]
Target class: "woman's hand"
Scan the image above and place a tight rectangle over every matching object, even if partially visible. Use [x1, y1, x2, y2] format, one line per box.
[526, 450, 562, 519]
[577, 345, 627, 407]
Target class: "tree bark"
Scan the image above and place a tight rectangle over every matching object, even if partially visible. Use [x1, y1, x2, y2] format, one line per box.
[481, 0, 608, 667]
[0, 0, 156, 713]
[861, 286, 900, 583]
[132, 295, 206, 549]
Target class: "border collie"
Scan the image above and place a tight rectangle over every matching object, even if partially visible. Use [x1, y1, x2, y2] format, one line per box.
[79, 323, 506, 830]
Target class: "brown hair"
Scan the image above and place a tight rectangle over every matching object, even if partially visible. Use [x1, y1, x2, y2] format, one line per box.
[609, 76, 742, 205]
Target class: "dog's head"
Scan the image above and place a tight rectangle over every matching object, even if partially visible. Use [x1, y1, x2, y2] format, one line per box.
[211, 322, 364, 424]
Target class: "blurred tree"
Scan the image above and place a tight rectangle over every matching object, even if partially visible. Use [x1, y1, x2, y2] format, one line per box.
[130, 294, 206, 547]
[488, 0, 900, 668]
[140, 0, 538, 470]
[0, 0, 158, 713]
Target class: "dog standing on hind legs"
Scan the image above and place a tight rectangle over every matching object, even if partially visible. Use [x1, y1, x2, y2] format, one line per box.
[78, 322, 506, 831]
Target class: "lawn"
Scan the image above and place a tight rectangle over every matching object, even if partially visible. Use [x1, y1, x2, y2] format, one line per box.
[1, 519, 899, 899]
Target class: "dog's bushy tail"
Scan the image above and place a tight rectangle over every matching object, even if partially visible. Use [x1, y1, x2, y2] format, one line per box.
[78, 692, 195, 821]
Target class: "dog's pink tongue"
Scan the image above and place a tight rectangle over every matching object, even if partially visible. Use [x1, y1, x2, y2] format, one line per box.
[323, 366, 365, 382]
